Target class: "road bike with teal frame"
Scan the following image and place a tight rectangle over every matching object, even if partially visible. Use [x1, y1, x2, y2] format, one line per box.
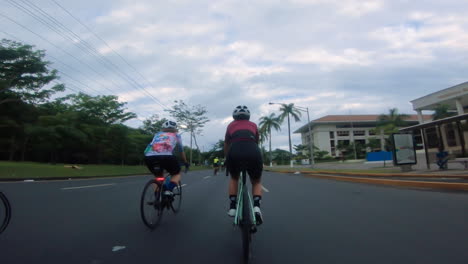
[233, 167, 258, 264]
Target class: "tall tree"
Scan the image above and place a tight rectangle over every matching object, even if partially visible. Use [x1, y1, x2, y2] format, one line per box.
[165, 100, 209, 164]
[278, 103, 302, 166]
[259, 113, 282, 167]
[0, 39, 64, 105]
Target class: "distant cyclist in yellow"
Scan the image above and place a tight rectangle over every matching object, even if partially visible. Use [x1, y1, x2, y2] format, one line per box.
[213, 157, 220, 175]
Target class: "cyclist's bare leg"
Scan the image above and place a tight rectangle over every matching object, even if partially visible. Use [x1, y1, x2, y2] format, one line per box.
[170, 173, 181, 184]
[251, 178, 263, 196]
[228, 175, 239, 195]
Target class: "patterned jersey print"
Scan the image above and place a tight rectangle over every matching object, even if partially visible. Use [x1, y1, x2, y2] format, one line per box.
[144, 132, 183, 156]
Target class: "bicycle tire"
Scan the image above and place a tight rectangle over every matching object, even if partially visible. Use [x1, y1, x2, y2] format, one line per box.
[171, 181, 182, 213]
[241, 173, 252, 264]
[140, 179, 164, 229]
[0, 192, 11, 234]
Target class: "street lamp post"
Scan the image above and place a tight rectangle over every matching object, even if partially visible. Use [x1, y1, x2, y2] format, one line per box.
[295, 106, 315, 167]
[269, 102, 315, 168]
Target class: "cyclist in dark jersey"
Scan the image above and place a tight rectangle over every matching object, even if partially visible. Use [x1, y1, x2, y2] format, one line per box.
[224, 105, 263, 224]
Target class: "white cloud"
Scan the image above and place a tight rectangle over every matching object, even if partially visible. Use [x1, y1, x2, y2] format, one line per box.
[286, 48, 373, 69]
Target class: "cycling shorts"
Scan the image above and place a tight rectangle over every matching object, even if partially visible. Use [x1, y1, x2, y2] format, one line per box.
[226, 141, 263, 180]
[144, 155, 181, 176]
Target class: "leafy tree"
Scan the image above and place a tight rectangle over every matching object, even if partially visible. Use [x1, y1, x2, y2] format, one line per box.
[259, 113, 282, 167]
[271, 148, 291, 165]
[277, 103, 302, 164]
[0, 39, 64, 105]
[293, 144, 308, 160]
[165, 100, 209, 164]
[432, 104, 456, 120]
[140, 114, 167, 135]
[62, 93, 136, 125]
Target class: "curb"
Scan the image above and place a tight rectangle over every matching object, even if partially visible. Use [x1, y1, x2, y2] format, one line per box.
[265, 169, 468, 178]
[266, 170, 468, 191]
[305, 174, 468, 191]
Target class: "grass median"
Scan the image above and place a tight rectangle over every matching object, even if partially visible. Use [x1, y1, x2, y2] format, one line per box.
[0, 161, 208, 180]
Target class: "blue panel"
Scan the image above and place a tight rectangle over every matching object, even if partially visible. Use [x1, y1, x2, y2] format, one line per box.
[366, 151, 393, 161]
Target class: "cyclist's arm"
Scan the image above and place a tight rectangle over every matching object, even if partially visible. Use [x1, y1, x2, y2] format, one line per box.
[176, 134, 188, 164]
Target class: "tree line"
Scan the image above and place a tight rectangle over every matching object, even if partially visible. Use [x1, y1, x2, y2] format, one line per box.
[0, 39, 211, 165]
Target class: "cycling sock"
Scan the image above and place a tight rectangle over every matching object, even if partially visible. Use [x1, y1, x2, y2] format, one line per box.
[253, 195, 262, 207]
[165, 181, 178, 191]
[229, 195, 237, 209]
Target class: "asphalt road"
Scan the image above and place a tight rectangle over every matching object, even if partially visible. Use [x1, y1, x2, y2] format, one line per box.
[1, 170, 468, 264]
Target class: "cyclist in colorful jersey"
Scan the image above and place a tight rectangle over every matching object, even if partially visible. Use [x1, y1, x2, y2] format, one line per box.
[224, 105, 263, 224]
[144, 120, 189, 198]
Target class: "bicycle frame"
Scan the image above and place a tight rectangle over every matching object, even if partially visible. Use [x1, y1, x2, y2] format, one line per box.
[234, 169, 257, 226]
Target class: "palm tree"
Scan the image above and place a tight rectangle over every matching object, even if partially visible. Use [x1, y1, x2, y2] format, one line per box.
[432, 104, 456, 120]
[377, 108, 409, 133]
[278, 103, 302, 165]
[376, 108, 409, 150]
[259, 113, 282, 167]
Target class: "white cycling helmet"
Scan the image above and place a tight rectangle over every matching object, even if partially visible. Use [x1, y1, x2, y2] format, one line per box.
[162, 120, 177, 129]
[232, 105, 250, 120]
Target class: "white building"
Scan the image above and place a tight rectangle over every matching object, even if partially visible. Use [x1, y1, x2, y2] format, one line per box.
[294, 115, 430, 158]
[401, 82, 468, 166]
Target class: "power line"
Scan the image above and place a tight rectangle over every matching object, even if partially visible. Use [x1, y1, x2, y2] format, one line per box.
[50, 0, 169, 110]
[0, 11, 118, 95]
[0, 29, 102, 96]
[15, 0, 168, 110]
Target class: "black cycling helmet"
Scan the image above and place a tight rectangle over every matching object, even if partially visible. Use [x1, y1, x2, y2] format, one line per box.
[232, 105, 250, 120]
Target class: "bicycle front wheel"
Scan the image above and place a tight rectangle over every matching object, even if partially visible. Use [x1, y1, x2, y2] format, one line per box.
[0, 192, 12, 234]
[171, 181, 182, 213]
[140, 180, 164, 229]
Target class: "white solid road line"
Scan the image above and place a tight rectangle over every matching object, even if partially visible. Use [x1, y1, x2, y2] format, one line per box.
[203, 176, 212, 179]
[61, 183, 116, 190]
[261, 185, 270, 193]
[181, 184, 187, 187]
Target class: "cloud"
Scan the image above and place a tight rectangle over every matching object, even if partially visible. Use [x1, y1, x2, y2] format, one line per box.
[286, 48, 374, 69]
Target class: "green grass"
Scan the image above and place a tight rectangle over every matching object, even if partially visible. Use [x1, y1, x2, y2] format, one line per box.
[0, 161, 209, 179]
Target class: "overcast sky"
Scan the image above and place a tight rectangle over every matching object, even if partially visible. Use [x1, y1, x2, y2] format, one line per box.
[2, 0, 468, 151]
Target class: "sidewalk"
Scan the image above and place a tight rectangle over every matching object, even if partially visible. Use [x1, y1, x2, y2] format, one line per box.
[279, 159, 468, 175]
[267, 160, 468, 191]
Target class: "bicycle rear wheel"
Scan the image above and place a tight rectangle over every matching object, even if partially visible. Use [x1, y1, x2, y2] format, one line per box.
[171, 181, 182, 213]
[0, 192, 11, 234]
[241, 181, 252, 263]
[140, 179, 164, 229]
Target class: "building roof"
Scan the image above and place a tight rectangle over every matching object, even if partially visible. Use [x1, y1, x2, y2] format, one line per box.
[312, 114, 429, 122]
[294, 114, 432, 134]
[410, 81, 468, 111]
[400, 113, 468, 132]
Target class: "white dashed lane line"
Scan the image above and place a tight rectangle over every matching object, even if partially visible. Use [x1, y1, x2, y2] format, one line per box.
[261, 185, 270, 193]
[203, 176, 212, 179]
[61, 183, 116, 190]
